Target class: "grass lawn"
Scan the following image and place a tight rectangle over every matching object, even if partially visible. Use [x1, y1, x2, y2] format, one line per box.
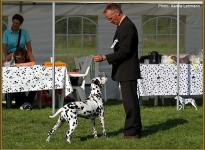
[2, 101, 203, 149]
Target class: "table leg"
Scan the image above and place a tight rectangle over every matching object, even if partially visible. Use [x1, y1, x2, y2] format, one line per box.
[56, 89, 65, 108]
[5, 93, 13, 108]
[154, 96, 158, 106]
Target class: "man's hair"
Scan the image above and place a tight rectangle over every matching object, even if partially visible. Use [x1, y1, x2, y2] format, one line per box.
[103, 3, 122, 14]
[12, 14, 24, 24]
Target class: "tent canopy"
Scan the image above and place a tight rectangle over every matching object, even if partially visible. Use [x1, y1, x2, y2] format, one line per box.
[2, 1, 203, 100]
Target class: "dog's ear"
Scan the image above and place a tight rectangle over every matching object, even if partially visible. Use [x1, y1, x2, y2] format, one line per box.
[92, 79, 101, 87]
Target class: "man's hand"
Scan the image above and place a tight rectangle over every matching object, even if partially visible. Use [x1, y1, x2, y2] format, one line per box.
[93, 55, 106, 62]
[3, 53, 13, 63]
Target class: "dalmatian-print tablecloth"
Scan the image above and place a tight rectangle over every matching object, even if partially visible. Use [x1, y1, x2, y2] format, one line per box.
[2, 65, 73, 96]
[138, 64, 203, 96]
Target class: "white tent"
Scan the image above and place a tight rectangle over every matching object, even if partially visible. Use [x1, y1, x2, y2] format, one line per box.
[2, 1, 203, 113]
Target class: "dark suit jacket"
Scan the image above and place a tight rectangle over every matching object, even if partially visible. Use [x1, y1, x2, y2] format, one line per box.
[106, 16, 141, 81]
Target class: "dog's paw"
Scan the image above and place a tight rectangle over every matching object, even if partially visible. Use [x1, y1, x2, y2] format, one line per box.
[65, 135, 71, 144]
[92, 132, 98, 138]
[66, 138, 71, 144]
[46, 138, 50, 142]
[102, 131, 107, 137]
[104, 134, 108, 139]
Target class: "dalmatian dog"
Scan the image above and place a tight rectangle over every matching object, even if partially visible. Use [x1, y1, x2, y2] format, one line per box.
[46, 75, 108, 144]
[174, 96, 197, 110]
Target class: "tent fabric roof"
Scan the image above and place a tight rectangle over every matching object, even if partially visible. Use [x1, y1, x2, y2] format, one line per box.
[3, 3, 202, 16]
[3, 0, 203, 4]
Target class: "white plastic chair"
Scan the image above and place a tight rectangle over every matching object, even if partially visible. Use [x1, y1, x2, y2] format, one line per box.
[91, 63, 108, 102]
[68, 56, 93, 101]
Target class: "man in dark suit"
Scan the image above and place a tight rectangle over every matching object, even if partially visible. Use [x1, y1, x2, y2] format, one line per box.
[93, 3, 142, 138]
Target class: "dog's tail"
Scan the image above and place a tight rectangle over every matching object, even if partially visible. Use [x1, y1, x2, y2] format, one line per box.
[49, 108, 63, 118]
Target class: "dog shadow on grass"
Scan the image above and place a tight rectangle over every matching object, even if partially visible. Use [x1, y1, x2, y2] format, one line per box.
[78, 118, 188, 141]
[78, 128, 124, 141]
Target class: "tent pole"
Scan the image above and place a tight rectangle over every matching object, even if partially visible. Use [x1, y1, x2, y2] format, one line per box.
[176, 2, 180, 111]
[52, 1, 56, 114]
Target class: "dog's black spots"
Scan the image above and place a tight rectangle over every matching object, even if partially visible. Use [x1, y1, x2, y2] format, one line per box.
[96, 107, 101, 113]
[48, 130, 53, 135]
[67, 103, 71, 107]
[96, 94, 100, 98]
[83, 112, 86, 114]
[67, 104, 73, 109]
[93, 99, 98, 103]
[81, 106, 84, 110]
[72, 122, 75, 126]
[93, 79, 101, 87]
[68, 118, 71, 121]
[60, 117, 65, 122]
[67, 104, 78, 109]
[65, 110, 69, 118]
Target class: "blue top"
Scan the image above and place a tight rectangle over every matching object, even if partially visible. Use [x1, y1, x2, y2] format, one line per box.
[3, 28, 31, 53]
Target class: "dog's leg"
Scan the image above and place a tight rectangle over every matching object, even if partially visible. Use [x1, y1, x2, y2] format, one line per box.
[91, 119, 98, 138]
[46, 116, 64, 142]
[178, 104, 182, 110]
[179, 98, 185, 110]
[192, 101, 198, 110]
[99, 114, 107, 137]
[65, 116, 78, 144]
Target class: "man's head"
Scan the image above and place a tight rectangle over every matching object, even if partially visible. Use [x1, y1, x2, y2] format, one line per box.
[14, 48, 27, 63]
[12, 14, 24, 31]
[103, 3, 123, 25]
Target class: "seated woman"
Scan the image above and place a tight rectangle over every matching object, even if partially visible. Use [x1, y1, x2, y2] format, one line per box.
[12, 48, 36, 109]
[14, 47, 35, 67]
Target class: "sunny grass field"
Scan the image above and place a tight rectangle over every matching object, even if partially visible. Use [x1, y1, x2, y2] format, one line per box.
[2, 101, 203, 149]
